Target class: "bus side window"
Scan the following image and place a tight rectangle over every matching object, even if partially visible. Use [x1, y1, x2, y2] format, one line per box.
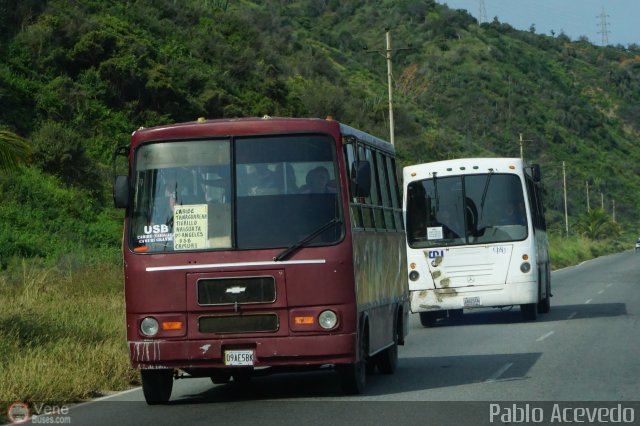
[343, 140, 363, 229]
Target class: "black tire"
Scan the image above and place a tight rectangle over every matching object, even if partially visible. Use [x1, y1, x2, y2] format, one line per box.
[537, 266, 551, 314]
[338, 329, 367, 394]
[375, 341, 398, 375]
[141, 369, 173, 405]
[419, 311, 438, 327]
[537, 295, 550, 314]
[374, 317, 401, 374]
[520, 303, 538, 321]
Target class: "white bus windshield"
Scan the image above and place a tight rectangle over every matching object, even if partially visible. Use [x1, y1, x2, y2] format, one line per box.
[406, 173, 527, 248]
[129, 134, 342, 253]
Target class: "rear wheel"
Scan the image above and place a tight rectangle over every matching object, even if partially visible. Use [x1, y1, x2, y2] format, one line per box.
[375, 338, 398, 375]
[537, 296, 550, 314]
[537, 267, 551, 314]
[520, 303, 538, 321]
[338, 328, 367, 394]
[141, 369, 173, 405]
[419, 311, 438, 327]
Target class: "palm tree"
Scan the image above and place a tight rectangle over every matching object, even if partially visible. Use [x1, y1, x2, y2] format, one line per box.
[0, 130, 31, 173]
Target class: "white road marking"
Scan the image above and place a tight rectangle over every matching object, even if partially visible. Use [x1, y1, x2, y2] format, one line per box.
[486, 362, 514, 382]
[598, 290, 604, 294]
[536, 331, 555, 342]
[567, 312, 577, 320]
[585, 299, 592, 304]
[70, 386, 142, 410]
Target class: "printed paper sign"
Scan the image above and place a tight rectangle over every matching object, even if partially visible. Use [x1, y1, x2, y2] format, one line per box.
[427, 226, 444, 240]
[174, 205, 208, 250]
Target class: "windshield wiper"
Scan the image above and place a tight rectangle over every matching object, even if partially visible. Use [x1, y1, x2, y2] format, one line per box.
[274, 218, 342, 262]
[479, 169, 494, 220]
[432, 172, 439, 211]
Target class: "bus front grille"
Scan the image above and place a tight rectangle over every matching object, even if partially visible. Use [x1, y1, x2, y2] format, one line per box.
[197, 276, 276, 306]
[199, 314, 279, 334]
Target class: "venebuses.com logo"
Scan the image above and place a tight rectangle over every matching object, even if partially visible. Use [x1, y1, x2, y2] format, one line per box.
[7, 401, 72, 424]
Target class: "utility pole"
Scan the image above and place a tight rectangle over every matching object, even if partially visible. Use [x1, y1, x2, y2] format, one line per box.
[563, 161, 569, 236]
[385, 29, 395, 146]
[365, 29, 411, 146]
[597, 8, 610, 46]
[517, 133, 533, 160]
[601, 192, 604, 210]
[586, 181, 590, 212]
[612, 200, 616, 223]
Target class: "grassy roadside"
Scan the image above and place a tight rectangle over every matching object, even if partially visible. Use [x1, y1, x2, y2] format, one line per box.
[0, 256, 137, 422]
[0, 234, 631, 421]
[548, 233, 631, 270]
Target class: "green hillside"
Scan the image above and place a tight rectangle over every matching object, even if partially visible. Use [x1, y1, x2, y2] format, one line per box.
[1, 0, 639, 264]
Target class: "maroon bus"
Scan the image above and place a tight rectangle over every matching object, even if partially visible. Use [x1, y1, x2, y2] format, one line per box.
[112, 117, 408, 404]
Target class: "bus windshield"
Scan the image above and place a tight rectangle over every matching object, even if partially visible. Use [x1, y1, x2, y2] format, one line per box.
[406, 173, 527, 248]
[129, 134, 342, 253]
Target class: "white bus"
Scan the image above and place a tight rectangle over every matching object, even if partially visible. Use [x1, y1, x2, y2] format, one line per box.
[403, 158, 550, 325]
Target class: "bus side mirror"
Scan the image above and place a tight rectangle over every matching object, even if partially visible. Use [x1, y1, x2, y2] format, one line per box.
[112, 146, 130, 208]
[352, 160, 371, 198]
[113, 175, 130, 208]
[531, 164, 541, 182]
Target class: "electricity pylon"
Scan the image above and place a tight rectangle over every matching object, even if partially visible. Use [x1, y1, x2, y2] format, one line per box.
[597, 7, 610, 46]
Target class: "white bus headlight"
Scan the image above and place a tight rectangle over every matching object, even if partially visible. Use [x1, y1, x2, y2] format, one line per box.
[140, 317, 159, 337]
[520, 262, 531, 273]
[409, 270, 420, 281]
[318, 310, 338, 329]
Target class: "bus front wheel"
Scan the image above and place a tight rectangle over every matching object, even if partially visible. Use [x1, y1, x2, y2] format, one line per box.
[337, 330, 368, 394]
[141, 369, 173, 405]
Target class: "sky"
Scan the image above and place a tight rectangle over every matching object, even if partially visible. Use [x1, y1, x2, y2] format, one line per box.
[436, 0, 639, 47]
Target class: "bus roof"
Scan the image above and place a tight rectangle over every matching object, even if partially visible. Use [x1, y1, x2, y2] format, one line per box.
[404, 157, 525, 181]
[130, 117, 394, 154]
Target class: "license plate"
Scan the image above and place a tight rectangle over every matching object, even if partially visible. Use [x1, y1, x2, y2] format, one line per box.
[224, 350, 254, 366]
[463, 296, 481, 307]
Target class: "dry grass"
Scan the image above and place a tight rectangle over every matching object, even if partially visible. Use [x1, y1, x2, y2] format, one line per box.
[0, 258, 137, 421]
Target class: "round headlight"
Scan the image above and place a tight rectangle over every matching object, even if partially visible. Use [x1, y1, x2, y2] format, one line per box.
[318, 310, 338, 330]
[409, 270, 420, 281]
[520, 262, 531, 273]
[140, 317, 159, 337]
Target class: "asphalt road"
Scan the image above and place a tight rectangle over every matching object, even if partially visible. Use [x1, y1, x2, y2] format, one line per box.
[59, 251, 640, 425]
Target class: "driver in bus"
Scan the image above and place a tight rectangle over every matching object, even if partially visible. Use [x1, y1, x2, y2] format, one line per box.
[501, 200, 526, 226]
[153, 180, 179, 226]
[301, 166, 334, 193]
